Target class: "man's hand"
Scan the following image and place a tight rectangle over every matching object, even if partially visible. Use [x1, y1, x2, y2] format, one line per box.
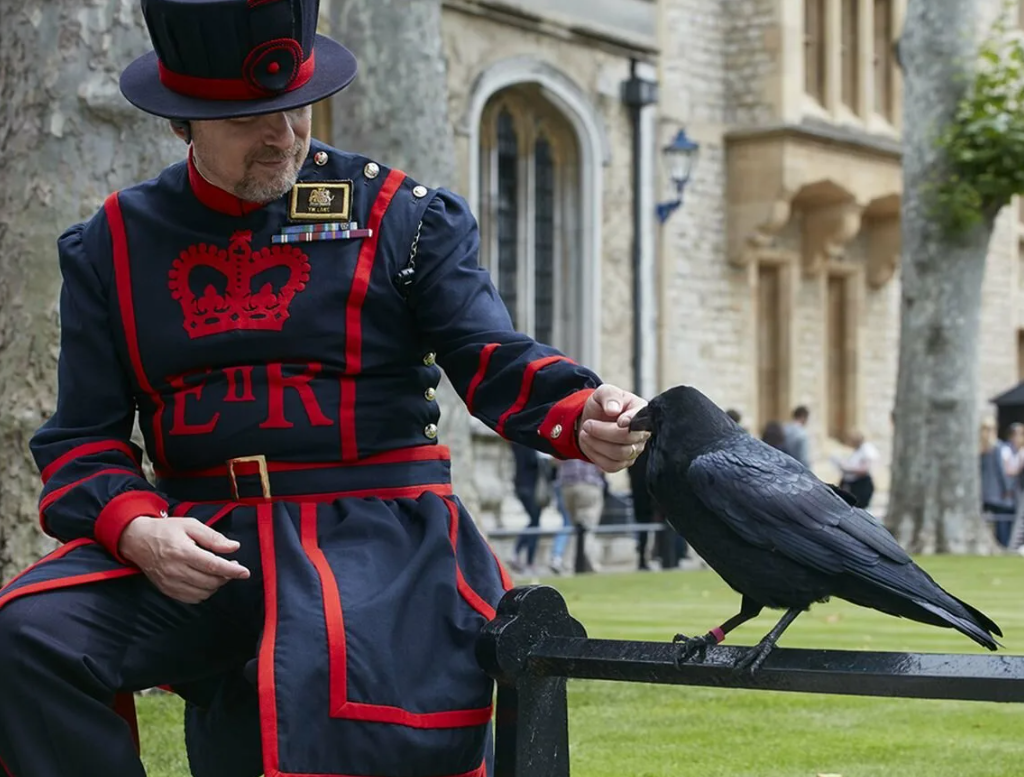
[119, 516, 251, 604]
[578, 384, 649, 473]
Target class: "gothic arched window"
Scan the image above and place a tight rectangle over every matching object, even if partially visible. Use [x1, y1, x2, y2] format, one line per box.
[479, 86, 582, 357]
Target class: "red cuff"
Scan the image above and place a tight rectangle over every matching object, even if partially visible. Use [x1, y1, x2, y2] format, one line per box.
[538, 388, 596, 460]
[94, 491, 169, 564]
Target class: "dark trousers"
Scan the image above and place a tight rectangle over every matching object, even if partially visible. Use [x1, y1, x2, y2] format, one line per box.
[513, 485, 543, 566]
[984, 503, 1016, 548]
[0, 573, 264, 777]
[842, 475, 875, 510]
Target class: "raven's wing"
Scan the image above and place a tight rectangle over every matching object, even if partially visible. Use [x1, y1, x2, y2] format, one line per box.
[686, 437, 910, 575]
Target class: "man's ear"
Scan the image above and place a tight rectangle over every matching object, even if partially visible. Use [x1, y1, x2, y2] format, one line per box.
[169, 120, 192, 144]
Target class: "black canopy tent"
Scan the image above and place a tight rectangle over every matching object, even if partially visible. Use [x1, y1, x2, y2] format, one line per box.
[990, 381, 1024, 436]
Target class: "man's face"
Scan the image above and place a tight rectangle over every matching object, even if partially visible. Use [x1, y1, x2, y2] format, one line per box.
[189, 106, 313, 202]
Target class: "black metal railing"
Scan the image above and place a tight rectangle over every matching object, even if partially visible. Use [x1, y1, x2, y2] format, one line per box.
[477, 585, 1024, 777]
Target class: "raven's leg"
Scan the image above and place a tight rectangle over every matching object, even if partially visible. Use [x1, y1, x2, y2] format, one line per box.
[733, 607, 803, 674]
[673, 596, 763, 666]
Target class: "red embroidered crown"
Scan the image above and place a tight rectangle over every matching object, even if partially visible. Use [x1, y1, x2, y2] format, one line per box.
[169, 230, 311, 339]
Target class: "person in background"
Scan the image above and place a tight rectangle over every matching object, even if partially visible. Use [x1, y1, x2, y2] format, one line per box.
[548, 462, 574, 574]
[556, 458, 607, 573]
[833, 430, 879, 509]
[761, 421, 788, 451]
[509, 443, 547, 575]
[783, 405, 811, 468]
[980, 418, 1016, 548]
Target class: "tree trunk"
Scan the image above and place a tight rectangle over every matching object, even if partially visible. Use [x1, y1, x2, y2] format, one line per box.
[326, 0, 481, 516]
[0, 0, 182, 583]
[886, 0, 1000, 554]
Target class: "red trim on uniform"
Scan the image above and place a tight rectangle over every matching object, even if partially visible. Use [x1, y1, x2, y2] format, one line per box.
[0, 567, 139, 613]
[444, 498, 497, 621]
[491, 548, 515, 592]
[300, 503, 348, 704]
[94, 490, 170, 563]
[187, 148, 266, 217]
[465, 343, 499, 415]
[38, 468, 140, 535]
[40, 440, 140, 485]
[158, 51, 315, 101]
[495, 356, 572, 436]
[340, 169, 406, 461]
[538, 388, 596, 461]
[294, 500, 493, 730]
[105, 193, 168, 468]
[112, 692, 140, 753]
[256, 503, 282, 772]
[0, 752, 14, 777]
[156, 445, 450, 479]
[192, 483, 452, 506]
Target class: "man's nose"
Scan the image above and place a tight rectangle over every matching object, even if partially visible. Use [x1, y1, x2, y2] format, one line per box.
[260, 112, 296, 149]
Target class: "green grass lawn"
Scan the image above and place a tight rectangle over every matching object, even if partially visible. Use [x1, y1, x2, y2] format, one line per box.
[137, 555, 1024, 776]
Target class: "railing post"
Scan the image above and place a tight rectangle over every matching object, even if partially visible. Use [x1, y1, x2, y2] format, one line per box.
[478, 586, 587, 777]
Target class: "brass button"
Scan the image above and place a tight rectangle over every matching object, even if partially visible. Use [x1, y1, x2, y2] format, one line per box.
[314, 151, 329, 166]
[424, 387, 437, 401]
[364, 162, 380, 179]
[551, 423, 563, 439]
[412, 185, 428, 199]
[424, 423, 438, 439]
[422, 352, 436, 367]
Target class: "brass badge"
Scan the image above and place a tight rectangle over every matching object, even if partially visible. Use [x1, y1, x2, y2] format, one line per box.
[289, 181, 353, 221]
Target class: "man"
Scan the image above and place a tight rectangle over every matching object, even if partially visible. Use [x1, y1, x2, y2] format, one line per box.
[783, 404, 811, 468]
[0, 2, 649, 775]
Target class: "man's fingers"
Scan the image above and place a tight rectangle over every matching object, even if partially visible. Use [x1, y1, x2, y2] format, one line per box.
[589, 384, 624, 417]
[186, 546, 251, 580]
[172, 565, 235, 591]
[185, 520, 242, 554]
[581, 419, 651, 446]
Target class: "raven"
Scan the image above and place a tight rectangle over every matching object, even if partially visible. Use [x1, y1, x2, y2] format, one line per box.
[629, 385, 1002, 673]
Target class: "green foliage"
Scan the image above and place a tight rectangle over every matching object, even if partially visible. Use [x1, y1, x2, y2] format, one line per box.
[137, 557, 1024, 776]
[934, 10, 1024, 235]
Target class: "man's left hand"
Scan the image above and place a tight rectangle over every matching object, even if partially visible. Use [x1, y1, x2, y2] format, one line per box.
[577, 384, 649, 473]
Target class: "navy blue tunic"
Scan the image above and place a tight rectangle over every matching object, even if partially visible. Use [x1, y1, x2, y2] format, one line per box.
[0, 140, 600, 776]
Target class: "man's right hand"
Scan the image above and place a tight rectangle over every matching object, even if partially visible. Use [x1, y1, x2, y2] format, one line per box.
[119, 516, 251, 604]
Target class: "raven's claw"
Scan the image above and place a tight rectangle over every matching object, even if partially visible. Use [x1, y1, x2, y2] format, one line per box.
[672, 633, 716, 666]
[732, 638, 775, 675]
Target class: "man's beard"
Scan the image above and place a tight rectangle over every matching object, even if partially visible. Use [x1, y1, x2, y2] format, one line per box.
[234, 141, 306, 202]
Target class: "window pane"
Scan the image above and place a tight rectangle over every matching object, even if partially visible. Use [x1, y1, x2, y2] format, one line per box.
[758, 264, 785, 426]
[497, 109, 519, 328]
[873, 0, 893, 119]
[841, 0, 859, 112]
[534, 137, 556, 346]
[805, 0, 827, 102]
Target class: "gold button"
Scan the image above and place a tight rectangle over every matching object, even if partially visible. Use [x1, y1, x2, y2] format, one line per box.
[364, 162, 380, 179]
[424, 423, 438, 439]
[424, 387, 437, 401]
[412, 185, 428, 199]
[423, 352, 436, 366]
[314, 151, 329, 166]
[551, 423, 563, 439]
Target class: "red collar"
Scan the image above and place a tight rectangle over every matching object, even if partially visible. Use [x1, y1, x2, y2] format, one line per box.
[187, 147, 266, 217]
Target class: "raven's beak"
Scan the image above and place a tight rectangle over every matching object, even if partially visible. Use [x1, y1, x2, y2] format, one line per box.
[629, 405, 652, 433]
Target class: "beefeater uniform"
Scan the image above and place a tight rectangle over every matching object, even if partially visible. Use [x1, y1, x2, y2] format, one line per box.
[0, 2, 601, 775]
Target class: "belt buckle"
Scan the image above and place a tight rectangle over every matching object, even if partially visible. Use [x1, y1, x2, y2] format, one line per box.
[227, 455, 271, 501]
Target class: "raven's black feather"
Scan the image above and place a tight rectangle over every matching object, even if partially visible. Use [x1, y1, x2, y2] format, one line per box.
[634, 386, 1002, 649]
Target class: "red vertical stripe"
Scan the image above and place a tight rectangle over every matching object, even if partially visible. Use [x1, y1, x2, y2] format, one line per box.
[104, 193, 168, 469]
[256, 503, 281, 774]
[445, 499, 497, 621]
[465, 343, 499, 415]
[300, 502, 349, 711]
[339, 170, 406, 461]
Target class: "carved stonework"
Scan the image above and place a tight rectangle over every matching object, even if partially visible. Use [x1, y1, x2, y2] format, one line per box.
[726, 126, 902, 278]
[801, 200, 863, 277]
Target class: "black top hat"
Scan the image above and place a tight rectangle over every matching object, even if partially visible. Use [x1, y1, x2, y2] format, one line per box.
[120, 0, 357, 120]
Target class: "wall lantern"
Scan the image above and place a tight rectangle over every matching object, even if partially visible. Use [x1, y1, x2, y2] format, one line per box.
[656, 128, 700, 223]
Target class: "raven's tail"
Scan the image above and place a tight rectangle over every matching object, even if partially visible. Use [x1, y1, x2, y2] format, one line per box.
[912, 595, 1002, 651]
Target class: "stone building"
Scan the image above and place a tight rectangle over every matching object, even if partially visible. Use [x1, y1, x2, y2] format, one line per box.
[315, 0, 1024, 515]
